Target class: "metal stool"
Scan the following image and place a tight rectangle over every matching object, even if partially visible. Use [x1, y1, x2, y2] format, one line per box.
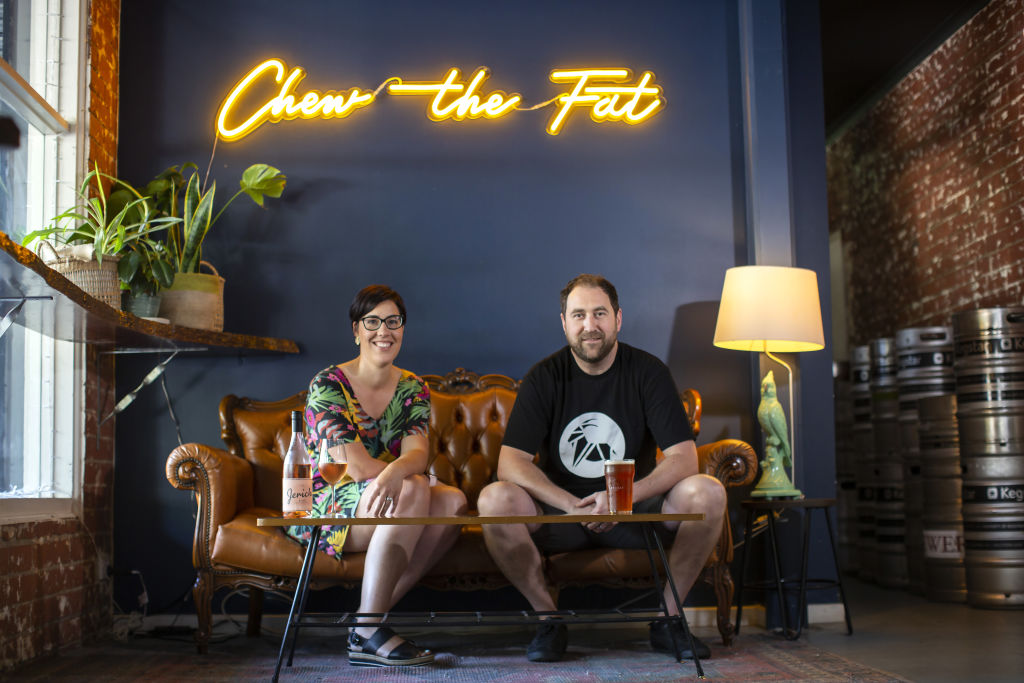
[735, 497, 853, 639]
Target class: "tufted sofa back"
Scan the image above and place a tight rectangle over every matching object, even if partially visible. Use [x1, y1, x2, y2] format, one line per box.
[218, 367, 700, 512]
[422, 369, 519, 510]
[217, 370, 521, 512]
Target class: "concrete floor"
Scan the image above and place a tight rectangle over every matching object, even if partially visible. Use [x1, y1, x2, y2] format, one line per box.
[801, 576, 1024, 682]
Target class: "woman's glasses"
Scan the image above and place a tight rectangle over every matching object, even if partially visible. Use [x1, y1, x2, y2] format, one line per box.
[360, 315, 405, 331]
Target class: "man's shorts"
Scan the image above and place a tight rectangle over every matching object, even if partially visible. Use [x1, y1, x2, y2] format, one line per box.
[529, 494, 675, 553]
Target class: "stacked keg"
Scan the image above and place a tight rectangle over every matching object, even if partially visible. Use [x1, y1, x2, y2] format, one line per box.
[895, 326, 956, 594]
[952, 307, 1024, 609]
[917, 394, 966, 602]
[850, 345, 874, 579]
[834, 360, 858, 572]
[871, 337, 908, 588]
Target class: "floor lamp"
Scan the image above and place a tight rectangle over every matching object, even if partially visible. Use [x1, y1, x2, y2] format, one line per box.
[713, 265, 825, 498]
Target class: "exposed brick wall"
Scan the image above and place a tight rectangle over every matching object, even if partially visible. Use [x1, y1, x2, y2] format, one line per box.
[0, 0, 120, 671]
[89, 0, 120, 176]
[827, 0, 1024, 346]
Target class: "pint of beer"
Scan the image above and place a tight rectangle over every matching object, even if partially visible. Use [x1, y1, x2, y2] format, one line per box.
[604, 459, 635, 514]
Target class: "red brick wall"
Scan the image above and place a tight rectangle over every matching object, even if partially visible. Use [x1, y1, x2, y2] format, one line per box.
[89, 0, 120, 176]
[0, 0, 120, 671]
[827, 0, 1024, 345]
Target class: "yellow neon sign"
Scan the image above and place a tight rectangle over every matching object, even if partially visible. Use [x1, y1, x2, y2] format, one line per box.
[387, 67, 522, 121]
[215, 59, 665, 141]
[216, 59, 376, 141]
[547, 69, 663, 135]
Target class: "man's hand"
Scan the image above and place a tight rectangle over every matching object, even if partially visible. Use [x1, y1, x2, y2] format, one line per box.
[575, 490, 616, 533]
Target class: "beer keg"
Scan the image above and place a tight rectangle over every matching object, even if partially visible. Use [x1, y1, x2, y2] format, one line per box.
[872, 337, 907, 588]
[918, 394, 966, 603]
[896, 326, 955, 594]
[952, 307, 1024, 608]
[835, 360, 858, 573]
[851, 345, 875, 580]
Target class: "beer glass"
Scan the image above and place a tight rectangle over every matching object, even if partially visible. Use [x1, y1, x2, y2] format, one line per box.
[604, 459, 635, 514]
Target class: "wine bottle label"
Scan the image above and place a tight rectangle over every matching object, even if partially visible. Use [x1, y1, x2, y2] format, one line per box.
[282, 478, 313, 512]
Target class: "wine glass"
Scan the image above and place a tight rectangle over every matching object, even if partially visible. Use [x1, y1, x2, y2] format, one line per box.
[318, 438, 348, 518]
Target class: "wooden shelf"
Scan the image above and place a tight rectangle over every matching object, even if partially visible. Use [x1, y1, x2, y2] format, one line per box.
[0, 231, 299, 354]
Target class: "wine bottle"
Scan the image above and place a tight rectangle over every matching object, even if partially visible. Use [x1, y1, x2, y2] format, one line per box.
[282, 410, 312, 518]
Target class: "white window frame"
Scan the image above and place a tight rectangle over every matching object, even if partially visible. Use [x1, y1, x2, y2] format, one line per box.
[0, 0, 89, 523]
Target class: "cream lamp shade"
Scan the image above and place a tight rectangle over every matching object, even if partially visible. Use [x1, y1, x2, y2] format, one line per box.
[713, 265, 825, 352]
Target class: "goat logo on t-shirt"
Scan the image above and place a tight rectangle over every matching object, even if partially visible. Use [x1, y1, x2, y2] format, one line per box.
[558, 412, 626, 479]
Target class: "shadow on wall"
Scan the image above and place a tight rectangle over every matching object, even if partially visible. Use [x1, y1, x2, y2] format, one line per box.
[666, 300, 756, 447]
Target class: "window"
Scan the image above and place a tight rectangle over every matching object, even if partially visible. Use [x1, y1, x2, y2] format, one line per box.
[1, 0, 86, 520]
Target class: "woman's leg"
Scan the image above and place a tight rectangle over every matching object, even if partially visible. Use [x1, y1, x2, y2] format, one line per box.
[344, 474, 430, 643]
[389, 483, 468, 604]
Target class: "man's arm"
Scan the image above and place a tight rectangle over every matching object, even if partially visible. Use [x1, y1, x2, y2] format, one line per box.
[631, 439, 698, 503]
[497, 444, 581, 513]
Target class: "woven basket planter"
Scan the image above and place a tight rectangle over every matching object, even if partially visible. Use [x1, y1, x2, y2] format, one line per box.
[158, 261, 224, 331]
[38, 243, 122, 311]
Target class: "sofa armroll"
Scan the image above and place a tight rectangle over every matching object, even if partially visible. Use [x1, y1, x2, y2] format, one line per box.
[166, 443, 255, 570]
[697, 438, 758, 489]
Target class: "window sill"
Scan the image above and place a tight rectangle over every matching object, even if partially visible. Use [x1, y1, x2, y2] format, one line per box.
[0, 497, 76, 524]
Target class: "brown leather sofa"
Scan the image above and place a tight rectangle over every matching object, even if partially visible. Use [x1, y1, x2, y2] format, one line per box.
[165, 368, 757, 653]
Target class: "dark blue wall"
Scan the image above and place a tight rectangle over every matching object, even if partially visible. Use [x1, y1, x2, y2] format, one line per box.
[114, 0, 833, 615]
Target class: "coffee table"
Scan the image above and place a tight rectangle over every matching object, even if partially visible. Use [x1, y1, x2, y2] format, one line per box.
[258, 512, 706, 679]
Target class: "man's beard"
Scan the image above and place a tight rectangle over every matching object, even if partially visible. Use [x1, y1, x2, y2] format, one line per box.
[570, 332, 616, 365]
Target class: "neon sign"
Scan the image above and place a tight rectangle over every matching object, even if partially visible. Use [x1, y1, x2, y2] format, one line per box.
[215, 59, 664, 141]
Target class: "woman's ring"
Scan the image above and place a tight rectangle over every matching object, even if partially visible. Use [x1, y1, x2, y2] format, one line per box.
[385, 496, 393, 502]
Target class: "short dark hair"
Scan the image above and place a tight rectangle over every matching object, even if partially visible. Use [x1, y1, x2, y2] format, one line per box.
[560, 274, 619, 315]
[349, 284, 407, 324]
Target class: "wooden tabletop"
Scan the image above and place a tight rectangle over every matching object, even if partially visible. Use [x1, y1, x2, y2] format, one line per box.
[257, 512, 703, 527]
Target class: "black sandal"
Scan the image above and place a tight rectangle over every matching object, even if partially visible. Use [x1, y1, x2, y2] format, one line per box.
[348, 627, 434, 667]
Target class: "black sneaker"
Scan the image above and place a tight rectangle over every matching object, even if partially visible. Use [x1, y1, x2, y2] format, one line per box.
[527, 620, 568, 662]
[649, 620, 711, 659]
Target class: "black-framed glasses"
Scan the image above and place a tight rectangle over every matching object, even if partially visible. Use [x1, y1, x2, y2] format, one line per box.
[360, 315, 405, 331]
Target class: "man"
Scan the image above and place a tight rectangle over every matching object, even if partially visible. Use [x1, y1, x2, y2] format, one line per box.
[477, 274, 726, 662]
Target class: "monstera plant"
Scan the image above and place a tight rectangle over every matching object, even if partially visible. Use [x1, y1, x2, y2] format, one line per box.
[142, 162, 287, 329]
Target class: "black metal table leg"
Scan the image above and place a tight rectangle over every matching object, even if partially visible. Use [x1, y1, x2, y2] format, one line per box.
[644, 523, 706, 679]
[788, 507, 812, 640]
[823, 507, 854, 635]
[734, 508, 755, 637]
[273, 525, 321, 683]
[765, 510, 790, 636]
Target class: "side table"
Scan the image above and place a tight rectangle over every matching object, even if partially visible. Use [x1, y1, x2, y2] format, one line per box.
[735, 497, 853, 640]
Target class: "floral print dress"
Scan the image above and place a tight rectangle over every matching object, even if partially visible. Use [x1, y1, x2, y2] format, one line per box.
[285, 365, 431, 558]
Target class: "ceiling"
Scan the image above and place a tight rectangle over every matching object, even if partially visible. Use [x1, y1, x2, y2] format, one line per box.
[819, 0, 990, 136]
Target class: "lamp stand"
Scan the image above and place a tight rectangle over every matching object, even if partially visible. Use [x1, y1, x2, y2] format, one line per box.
[751, 350, 802, 499]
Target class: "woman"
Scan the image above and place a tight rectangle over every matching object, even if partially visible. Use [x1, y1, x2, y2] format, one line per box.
[288, 284, 467, 668]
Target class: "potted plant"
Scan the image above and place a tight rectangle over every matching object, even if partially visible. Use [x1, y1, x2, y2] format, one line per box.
[116, 237, 175, 317]
[21, 165, 177, 311]
[144, 162, 286, 330]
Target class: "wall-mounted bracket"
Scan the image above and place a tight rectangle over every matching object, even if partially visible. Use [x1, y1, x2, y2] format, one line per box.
[0, 296, 53, 339]
[97, 346, 209, 446]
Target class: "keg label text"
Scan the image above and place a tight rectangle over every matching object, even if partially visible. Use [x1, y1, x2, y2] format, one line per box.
[955, 336, 1024, 357]
[962, 484, 1024, 503]
[923, 529, 964, 559]
[897, 351, 953, 370]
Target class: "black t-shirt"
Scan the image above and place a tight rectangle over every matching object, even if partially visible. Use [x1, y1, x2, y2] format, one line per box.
[503, 342, 694, 497]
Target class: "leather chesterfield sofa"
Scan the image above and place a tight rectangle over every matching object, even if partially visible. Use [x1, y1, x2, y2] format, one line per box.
[165, 367, 757, 653]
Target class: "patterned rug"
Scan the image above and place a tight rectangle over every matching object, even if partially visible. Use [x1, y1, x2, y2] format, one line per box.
[9, 626, 908, 682]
